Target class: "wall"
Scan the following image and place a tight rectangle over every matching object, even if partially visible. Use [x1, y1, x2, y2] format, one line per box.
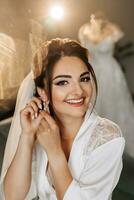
[0, 0, 134, 93]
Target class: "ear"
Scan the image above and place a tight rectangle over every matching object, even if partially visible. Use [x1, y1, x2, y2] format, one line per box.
[37, 87, 48, 102]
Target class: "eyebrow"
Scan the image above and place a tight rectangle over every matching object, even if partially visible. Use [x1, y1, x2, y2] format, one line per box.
[52, 71, 90, 81]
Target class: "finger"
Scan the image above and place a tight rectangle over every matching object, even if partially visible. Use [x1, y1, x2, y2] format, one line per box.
[37, 123, 51, 136]
[35, 112, 44, 123]
[40, 118, 50, 128]
[40, 111, 57, 128]
[36, 124, 47, 136]
[27, 101, 39, 117]
[42, 101, 50, 113]
[21, 106, 35, 120]
[43, 102, 47, 111]
[28, 97, 43, 110]
[37, 125, 44, 133]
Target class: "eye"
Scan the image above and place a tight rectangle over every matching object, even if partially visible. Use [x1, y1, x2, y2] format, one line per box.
[55, 80, 68, 86]
[81, 76, 91, 82]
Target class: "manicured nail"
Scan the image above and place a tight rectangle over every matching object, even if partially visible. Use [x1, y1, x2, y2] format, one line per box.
[39, 103, 42, 110]
[43, 102, 47, 110]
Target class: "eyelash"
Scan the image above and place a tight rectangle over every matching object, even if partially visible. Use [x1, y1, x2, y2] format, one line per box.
[55, 76, 91, 86]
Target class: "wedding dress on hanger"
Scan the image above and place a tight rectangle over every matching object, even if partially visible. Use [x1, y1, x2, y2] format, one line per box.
[78, 17, 134, 158]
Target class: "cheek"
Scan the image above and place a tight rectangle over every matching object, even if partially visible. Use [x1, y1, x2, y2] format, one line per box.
[90, 85, 93, 97]
[51, 87, 66, 104]
[85, 83, 93, 97]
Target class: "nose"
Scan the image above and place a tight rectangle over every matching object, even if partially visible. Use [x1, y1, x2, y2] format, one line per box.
[72, 82, 84, 96]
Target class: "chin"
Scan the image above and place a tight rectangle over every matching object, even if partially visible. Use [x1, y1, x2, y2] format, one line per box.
[53, 101, 89, 119]
[65, 107, 87, 118]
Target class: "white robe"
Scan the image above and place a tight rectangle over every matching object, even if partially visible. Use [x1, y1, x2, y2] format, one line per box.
[0, 74, 125, 200]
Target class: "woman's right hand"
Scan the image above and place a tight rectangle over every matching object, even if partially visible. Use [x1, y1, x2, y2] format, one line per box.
[20, 97, 44, 140]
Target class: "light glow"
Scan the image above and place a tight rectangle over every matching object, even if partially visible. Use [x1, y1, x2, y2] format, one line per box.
[49, 5, 64, 21]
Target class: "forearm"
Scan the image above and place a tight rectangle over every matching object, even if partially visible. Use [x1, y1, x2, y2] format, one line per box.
[4, 133, 34, 200]
[48, 150, 73, 200]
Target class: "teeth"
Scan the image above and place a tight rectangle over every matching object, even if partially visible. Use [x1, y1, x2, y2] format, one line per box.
[65, 98, 84, 104]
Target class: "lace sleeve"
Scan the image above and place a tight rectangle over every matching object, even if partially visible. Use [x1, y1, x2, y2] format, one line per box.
[63, 117, 125, 200]
[86, 117, 123, 154]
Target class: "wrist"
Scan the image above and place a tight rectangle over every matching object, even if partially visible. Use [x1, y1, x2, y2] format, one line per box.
[47, 147, 65, 163]
[21, 128, 35, 136]
[20, 132, 35, 147]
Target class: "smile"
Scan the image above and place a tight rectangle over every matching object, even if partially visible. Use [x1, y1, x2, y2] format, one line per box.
[64, 98, 84, 106]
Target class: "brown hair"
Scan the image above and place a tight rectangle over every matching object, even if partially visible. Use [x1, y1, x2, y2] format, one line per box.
[33, 38, 98, 119]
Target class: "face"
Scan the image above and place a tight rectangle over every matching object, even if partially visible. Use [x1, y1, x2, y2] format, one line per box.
[51, 56, 93, 120]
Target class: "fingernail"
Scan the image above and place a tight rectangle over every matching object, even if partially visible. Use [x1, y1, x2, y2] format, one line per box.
[43, 102, 47, 110]
[39, 103, 42, 110]
[32, 115, 35, 120]
[35, 113, 38, 118]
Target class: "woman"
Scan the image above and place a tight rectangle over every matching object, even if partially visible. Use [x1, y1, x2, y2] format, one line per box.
[0, 38, 125, 200]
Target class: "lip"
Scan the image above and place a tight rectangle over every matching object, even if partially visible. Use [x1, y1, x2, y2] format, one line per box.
[64, 97, 85, 107]
[65, 101, 84, 107]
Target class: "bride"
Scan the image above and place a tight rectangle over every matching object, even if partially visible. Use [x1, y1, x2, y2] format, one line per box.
[0, 38, 124, 200]
[78, 15, 134, 159]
